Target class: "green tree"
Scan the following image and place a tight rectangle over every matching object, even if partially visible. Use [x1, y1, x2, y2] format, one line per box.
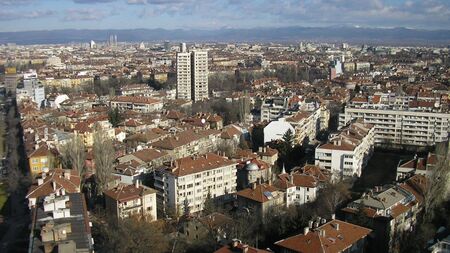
[108, 107, 122, 127]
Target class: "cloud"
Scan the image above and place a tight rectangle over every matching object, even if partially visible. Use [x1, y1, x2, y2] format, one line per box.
[0, 10, 55, 20]
[73, 0, 116, 3]
[63, 8, 107, 21]
[0, 0, 34, 4]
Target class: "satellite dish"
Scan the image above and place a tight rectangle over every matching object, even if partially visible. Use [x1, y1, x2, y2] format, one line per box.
[136, 145, 143, 151]
[201, 118, 206, 124]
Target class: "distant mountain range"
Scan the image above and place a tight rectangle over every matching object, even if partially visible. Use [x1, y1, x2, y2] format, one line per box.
[1, 26, 450, 45]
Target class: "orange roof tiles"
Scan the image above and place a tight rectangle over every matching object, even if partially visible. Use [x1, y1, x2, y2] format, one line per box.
[275, 219, 371, 253]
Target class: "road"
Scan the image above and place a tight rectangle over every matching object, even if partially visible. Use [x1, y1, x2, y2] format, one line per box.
[0, 191, 29, 252]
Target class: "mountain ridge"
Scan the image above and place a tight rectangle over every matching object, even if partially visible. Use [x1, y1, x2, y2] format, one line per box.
[1, 26, 449, 45]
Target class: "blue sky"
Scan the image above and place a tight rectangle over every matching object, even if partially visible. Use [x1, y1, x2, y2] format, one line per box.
[0, 0, 449, 32]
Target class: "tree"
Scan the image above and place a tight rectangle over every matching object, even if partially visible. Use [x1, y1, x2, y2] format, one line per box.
[108, 107, 122, 127]
[95, 215, 169, 253]
[203, 191, 216, 215]
[424, 142, 450, 221]
[251, 125, 264, 152]
[61, 135, 86, 177]
[93, 130, 115, 195]
[314, 180, 352, 217]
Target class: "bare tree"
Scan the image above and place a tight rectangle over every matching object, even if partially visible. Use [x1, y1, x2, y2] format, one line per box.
[315, 180, 352, 217]
[93, 130, 115, 195]
[424, 142, 450, 221]
[61, 135, 86, 177]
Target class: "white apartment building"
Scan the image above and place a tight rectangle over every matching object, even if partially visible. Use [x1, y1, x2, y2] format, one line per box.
[176, 48, 209, 101]
[176, 51, 192, 100]
[154, 153, 237, 216]
[110, 96, 163, 113]
[339, 94, 450, 147]
[315, 120, 375, 178]
[274, 172, 319, 207]
[191, 50, 209, 102]
[260, 97, 289, 122]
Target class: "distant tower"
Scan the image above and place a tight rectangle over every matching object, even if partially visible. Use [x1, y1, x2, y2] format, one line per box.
[191, 50, 209, 102]
[114, 35, 118, 46]
[4, 67, 18, 93]
[164, 40, 170, 51]
[176, 49, 192, 100]
[90, 40, 96, 49]
[176, 43, 209, 102]
[180, 42, 187, 53]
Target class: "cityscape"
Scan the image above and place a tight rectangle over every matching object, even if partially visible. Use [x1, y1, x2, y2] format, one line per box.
[0, 0, 450, 253]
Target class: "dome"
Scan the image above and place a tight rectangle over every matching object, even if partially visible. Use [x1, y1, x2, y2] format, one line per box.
[245, 163, 259, 171]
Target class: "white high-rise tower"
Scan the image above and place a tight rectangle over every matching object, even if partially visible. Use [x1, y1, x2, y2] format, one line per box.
[176, 44, 209, 102]
[191, 50, 208, 102]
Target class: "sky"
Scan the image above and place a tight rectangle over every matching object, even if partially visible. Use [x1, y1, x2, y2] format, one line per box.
[0, 0, 449, 32]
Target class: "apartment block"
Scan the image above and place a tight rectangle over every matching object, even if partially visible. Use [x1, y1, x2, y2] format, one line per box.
[191, 50, 209, 102]
[339, 93, 450, 147]
[315, 120, 375, 178]
[176, 51, 192, 100]
[260, 97, 289, 122]
[104, 182, 158, 221]
[154, 153, 237, 216]
[176, 48, 209, 101]
[342, 175, 426, 253]
[110, 96, 163, 113]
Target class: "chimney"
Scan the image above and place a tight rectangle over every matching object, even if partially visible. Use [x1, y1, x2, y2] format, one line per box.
[42, 172, 47, 180]
[241, 245, 249, 253]
[52, 181, 57, 191]
[38, 178, 44, 186]
[252, 182, 257, 190]
[232, 239, 240, 248]
[258, 147, 263, 153]
[331, 213, 336, 220]
[308, 220, 313, 228]
[135, 180, 140, 188]
[289, 174, 294, 184]
[304, 227, 309, 235]
[320, 229, 326, 237]
[334, 223, 340, 231]
[64, 170, 70, 180]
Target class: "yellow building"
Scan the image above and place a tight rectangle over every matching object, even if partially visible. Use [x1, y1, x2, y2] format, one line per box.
[28, 145, 56, 176]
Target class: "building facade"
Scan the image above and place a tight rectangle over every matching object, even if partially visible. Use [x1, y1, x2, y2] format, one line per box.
[154, 153, 237, 216]
[315, 121, 375, 178]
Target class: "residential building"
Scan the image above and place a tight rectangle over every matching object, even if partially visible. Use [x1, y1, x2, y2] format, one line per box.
[4, 67, 18, 93]
[260, 97, 289, 122]
[180, 212, 233, 242]
[154, 153, 237, 216]
[274, 172, 318, 206]
[26, 169, 81, 208]
[176, 51, 192, 100]
[274, 219, 371, 253]
[151, 129, 221, 159]
[214, 239, 272, 253]
[342, 174, 426, 253]
[339, 94, 450, 147]
[315, 120, 375, 178]
[28, 144, 56, 176]
[104, 182, 158, 221]
[396, 152, 437, 180]
[29, 193, 94, 253]
[110, 96, 163, 113]
[235, 182, 284, 220]
[191, 50, 209, 101]
[176, 48, 209, 101]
